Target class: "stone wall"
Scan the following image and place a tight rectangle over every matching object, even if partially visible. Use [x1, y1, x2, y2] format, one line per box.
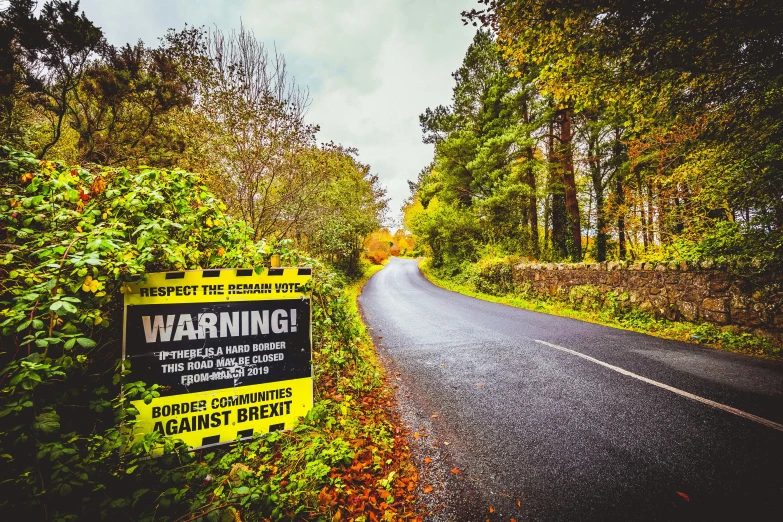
[512, 261, 783, 340]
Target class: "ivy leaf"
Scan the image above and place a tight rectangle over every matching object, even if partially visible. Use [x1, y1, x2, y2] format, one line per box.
[16, 320, 31, 332]
[76, 337, 97, 349]
[60, 302, 77, 314]
[33, 411, 61, 434]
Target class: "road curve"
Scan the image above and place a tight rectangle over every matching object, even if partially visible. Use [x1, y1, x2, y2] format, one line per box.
[358, 258, 783, 521]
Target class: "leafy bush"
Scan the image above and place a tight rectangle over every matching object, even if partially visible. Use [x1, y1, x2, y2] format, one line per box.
[364, 230, 392, 265]
[690, 323, 777, 355]
[404, 196, 481, 270]
[0, 147, 412, 520]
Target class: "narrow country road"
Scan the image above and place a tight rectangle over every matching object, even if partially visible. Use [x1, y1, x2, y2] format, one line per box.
[358, 258, 783, 521]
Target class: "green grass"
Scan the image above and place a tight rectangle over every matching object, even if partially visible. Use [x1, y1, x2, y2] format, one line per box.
[345, 261, 386, 332]
[419, 259, 781, 360]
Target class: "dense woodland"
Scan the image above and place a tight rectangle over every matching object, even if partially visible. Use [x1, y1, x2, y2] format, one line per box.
[0, 0, 387, 275]
[405, 0, 783, 277]
[0, 2, 409, 520]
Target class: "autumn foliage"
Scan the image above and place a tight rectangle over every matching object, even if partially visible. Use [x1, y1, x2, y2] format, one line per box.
[0, 147, 420, 520]
[410, 1, 783, 275]
[364, 228, 417, 265]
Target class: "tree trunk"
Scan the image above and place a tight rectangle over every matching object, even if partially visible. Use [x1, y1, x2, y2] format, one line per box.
[647, 178, 655, 246]
[611, 130, 627, 260]
[617, 175, 626, 260]
[521, 98, 539, 259]
[595, 187, 606, 262]
[588, 126, 607, 262]
[636, 171, 649, 249]
[558, 107, 581, 261]
[526, 146, 539, 258]
[548, 120, 567, 259]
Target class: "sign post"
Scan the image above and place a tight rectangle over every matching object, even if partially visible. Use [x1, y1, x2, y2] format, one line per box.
[122, 267, 313, 450]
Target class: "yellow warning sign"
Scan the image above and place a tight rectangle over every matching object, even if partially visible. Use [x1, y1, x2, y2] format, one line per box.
[123, 267, 313, 450]
[123, 267, 312, 305]
[130, 378, 312, 448]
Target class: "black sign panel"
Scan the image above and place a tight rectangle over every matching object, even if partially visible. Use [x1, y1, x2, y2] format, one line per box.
[124, 299, 311, 396]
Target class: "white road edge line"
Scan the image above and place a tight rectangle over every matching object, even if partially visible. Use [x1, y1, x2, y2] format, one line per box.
[534, 339, 783, 433]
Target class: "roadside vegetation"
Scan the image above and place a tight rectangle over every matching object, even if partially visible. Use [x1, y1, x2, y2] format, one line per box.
[363, 230, 416, 266]
[0, 1, 419, 520]
[403, 1, 783, 355]
[0, 147, 420, 521]
[404, 2, 783, 285]
[419, 259, 780, 360]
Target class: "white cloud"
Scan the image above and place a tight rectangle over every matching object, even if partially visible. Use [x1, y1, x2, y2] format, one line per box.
[78, 0, 477, 224]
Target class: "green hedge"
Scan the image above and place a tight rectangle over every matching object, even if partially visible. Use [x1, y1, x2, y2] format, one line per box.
[0, 147, 368, 520]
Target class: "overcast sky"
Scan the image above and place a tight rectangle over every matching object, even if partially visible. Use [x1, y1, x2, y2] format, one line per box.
[78, 0, 477, 226]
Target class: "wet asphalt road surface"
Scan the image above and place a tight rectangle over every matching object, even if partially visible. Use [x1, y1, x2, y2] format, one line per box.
[358, 258, 783, 521]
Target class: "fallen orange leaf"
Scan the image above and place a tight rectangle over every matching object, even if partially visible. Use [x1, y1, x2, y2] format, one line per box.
[677, 491, 690, 502]
[424, 457, 432, 463]
[431, 414, 439, 418]
[450, 468, 460, 474]
[517, 499, 521, 507]
[413, 432, 420, 439]
[489, 506, 494, 513]
[422, 486, 434, 494]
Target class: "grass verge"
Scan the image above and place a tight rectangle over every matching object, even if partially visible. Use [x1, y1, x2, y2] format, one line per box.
[182, 261, 422, 521]
[344, 262, 386, 332]
[419, 259, 781, 360]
